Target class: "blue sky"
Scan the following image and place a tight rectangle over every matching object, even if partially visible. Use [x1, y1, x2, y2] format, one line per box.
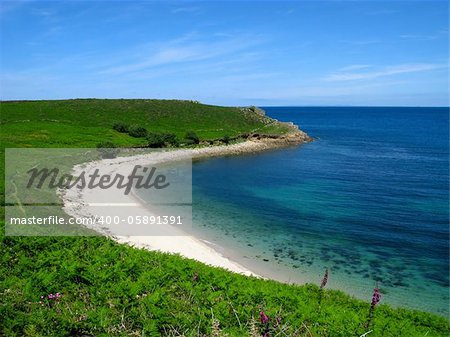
[1, 1, 448, 106]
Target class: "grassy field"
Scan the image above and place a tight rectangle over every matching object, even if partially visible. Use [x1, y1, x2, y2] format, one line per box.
[1, 99, 449, 336]
[1, 99, 289, 148]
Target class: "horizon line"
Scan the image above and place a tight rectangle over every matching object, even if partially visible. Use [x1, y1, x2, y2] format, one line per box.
[0, 98, 448, 109]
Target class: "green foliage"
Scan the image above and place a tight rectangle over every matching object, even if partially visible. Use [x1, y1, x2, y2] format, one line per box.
[96, 141, 116, 148]
[112, 122, 129, 133]
[0, 99, 448, 336]
[0, 234, 448, 337]
[128, 125, 148, 138]
[223, 135, 231, 145]
[146, 132, 165, 148]
[184, 131, 200, 144]
[0, 99, 290, 144]
[96, 141, 119, 159]
[161, 133, 179, 147]
[146, 132, 179, 148]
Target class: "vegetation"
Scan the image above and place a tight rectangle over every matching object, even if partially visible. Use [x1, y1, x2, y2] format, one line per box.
[146, 132, 166, 148]
[184, 131, 200, 145]
[146, 133, 179, 148]
[161, 133, 179, 147]
[0, 99, 289, 144]
[112, 122, 129, 133]
[1, 235, 448, 337]
[96, 141, 119, 159]
[0, 99, 448, 336]
[128, 125, 148, 138]
[222, 135, 231, 145]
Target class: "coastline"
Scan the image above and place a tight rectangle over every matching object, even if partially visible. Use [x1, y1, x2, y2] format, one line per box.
[62, 130, 311, 277]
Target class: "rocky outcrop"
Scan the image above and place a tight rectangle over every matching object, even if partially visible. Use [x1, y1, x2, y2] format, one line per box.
[246, 129, 312, 148]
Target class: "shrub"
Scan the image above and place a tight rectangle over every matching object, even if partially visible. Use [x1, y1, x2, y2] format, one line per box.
[183, 138, 196, 146]
[223, 135, 231, 145]
[147, 133, 180, 148]
[146, 133, 165, 148]
[128, 125, 148, 138]
[96, 141, 118, 158]
[112, 123, 129, 133]
[185, 131, 200, 144]
[161, 133, 179, 147]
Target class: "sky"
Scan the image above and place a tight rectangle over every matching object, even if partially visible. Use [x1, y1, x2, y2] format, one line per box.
[0, 0, 448, 106]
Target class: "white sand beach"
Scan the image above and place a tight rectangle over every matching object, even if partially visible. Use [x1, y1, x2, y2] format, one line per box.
[62, 134, 309, 277]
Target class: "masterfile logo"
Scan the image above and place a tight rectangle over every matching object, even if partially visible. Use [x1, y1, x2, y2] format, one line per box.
[5, 148, 192, 236]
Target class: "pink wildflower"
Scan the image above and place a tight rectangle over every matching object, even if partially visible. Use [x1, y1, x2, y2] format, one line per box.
[260, 310, 269, 324]
[320, 268, 329, 289]
[371, 287, 381, 307]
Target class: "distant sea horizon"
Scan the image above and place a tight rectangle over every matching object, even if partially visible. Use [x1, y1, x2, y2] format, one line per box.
[1, 98, 449, 109]
[190, 106, 449, 316]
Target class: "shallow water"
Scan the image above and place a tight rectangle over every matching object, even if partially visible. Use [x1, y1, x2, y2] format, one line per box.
[191, 107, 449, 316]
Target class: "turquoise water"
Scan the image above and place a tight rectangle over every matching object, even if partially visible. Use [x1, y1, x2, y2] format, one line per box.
[191, 107, 449, 316]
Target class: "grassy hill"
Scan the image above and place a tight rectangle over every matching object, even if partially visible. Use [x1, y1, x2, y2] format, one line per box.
[0, 99, 289, 148]
[1, 99, 448, 336]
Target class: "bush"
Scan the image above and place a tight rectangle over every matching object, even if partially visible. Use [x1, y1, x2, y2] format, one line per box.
[223, 135, 231, 145]
[183, 138, 196, 146]
[161, 133, 179, 147]
[146, 133, 165, 148]
[185, 131, 199, 144]
[147, 133, 180, 148]
[112, 123, 129, 133]
[96, 141, 119, 158]
[128, 125, 148, 138]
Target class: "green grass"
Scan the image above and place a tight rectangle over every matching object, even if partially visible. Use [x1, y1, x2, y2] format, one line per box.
[1, 99, 289, 146]
[1, 99, 448, 336]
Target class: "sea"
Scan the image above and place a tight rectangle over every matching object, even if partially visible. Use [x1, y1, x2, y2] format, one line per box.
[190, 107, 449, 316]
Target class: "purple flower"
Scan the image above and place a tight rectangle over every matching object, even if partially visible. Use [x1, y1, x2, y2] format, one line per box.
[320, 268, 329, 289]
[273, 316, 281, 328]
[260, 310, 269, 324]
[371, 287, 381, 307]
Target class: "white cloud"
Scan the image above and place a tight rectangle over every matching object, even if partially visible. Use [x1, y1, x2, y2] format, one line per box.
[99, 34, 266, 75]
[324, 63, 446, 82]
[399, 34, 438, 41]
[171, 7, 201, 14]
[337, 64, 371, 72]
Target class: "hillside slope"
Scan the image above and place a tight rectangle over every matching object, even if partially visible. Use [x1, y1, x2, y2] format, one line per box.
[0, 99, 448, 336]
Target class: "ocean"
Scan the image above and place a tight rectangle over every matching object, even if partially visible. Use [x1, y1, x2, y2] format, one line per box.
[191, 107, 449, 316]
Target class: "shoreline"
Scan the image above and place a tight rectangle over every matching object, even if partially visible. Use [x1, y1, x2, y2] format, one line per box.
[62, 131, 311, 277]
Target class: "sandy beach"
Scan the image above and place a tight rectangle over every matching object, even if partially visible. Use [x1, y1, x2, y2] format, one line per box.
[62, 133, 309, 277]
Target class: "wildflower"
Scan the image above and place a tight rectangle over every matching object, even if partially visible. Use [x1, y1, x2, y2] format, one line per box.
[273, 316, 281, 328]
[320, 268, 329, 289]
[260, 310, 269, 324]
[365, 286, 381, 328]
[43, 292, 62, 305]
[371, 287, 381, 307]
